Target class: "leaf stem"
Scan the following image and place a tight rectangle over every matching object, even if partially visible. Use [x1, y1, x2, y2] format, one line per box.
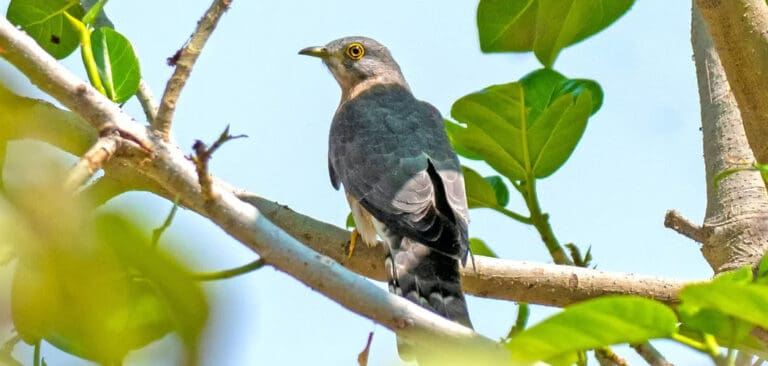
[151, 195, 181, 247]
[671, 333, 721, 358]
[522, 177, 573, 265]
[193, 258, 266, 281]
[33, 341, 40, 366]
[493, 206, 532, 224]
[63, 12, 106, 96]
[505, 302, 529, 340]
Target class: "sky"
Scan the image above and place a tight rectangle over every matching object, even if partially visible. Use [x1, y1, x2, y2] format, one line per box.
[1, 1, 716, 365]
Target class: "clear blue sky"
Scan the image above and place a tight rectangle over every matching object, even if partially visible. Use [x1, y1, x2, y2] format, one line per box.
[1, 1, 714, 365]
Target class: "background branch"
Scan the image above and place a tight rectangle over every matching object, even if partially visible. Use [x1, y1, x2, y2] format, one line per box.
[153, 0, 231, 138]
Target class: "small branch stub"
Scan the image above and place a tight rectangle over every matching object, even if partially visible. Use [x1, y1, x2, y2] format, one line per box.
[187, 125, 246, 202]
[63, 134, 121, 191]
[664, 209, 704, 243]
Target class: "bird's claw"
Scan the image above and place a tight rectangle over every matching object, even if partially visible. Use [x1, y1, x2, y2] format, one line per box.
[348, 228, 359, 259]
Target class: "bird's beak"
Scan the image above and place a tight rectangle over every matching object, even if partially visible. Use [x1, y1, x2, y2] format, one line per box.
[298, 46, 329, 58]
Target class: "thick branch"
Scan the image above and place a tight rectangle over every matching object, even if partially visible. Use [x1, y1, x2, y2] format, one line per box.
[691, 4, 768, 272]
[0, 17, 151, 151]
[153, 0, 231, 138]
[237, 194, 689, 306]
[694, 0, 768, 164]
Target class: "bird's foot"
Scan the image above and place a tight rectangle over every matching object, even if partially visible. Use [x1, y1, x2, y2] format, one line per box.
[347, 228, 359, 258]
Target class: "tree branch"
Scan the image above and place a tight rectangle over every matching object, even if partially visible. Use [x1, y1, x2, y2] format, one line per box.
[0, 17, 151, 152]
[694, 0, 768, 164]
[632, 342, 673, 366]
[664, 209, 704, 243]
[63, 134, 120, 190]
[137, 79, 158, 124]
[153, 0, 231, 138]
[691, 3, 768, 273]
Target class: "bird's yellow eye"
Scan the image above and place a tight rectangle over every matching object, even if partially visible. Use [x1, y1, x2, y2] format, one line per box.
[345, 43, 365, 60]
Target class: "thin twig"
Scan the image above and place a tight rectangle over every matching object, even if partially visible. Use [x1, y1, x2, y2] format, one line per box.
[596, 347, 628, 366]
[632, 342, 673, 366]
[187, 125, 246, 202]
[137, 79, 158, 124]
[154, 0, 232, 138]
[664, 209, 705, 243]
[151, 195, 181, 247]
[193, 258, 266, 281]
[63, 134, 120, 191]
[357, 331, 374, 366]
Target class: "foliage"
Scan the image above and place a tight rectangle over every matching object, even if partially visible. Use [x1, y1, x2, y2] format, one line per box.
[7, 0, 140, 102]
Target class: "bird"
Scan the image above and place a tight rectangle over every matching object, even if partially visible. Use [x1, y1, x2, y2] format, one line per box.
[299, 36, 473, 360]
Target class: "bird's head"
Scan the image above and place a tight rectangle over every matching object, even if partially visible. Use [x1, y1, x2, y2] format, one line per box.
[299, 36, 408, 98]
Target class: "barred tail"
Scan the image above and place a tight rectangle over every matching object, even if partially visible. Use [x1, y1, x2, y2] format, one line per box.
[385, 237, 472, 361]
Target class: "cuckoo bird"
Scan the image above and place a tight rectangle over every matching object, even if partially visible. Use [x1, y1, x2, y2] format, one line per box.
[300, 36, 473, 359]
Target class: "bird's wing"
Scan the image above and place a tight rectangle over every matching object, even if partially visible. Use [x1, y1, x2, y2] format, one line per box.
[328, 85, 469, 260]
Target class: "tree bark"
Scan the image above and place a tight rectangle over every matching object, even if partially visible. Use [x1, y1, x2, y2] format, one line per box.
[691, 3, 768, 272]
[694, 0, 768, 164]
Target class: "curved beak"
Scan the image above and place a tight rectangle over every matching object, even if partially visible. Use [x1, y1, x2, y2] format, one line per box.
[298, 46, 329, 58]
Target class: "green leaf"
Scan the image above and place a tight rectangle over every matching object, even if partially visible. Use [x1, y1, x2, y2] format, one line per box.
[477, 0, 635, 67]
[91, 27, 140, 103]
[506, 296, 677, 362]
[679, 280, 768, 330]
[469, 238, 497, 258]
[462, 166, 500, 209]
[80, 0, 113, 28]
[448, 69, 602, 180]
[6, 0, 85, 59]
[756, 254, 768, 283]
[345, 212, 356, 229]
[484, 176, 509, 206]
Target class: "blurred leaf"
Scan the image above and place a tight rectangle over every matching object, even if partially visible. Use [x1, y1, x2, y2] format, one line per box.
[679, 280, 768, 330]
[91, 27, 141, 103]
[449, 69, 601, 180]
[346, 212, 356, 229]
[505, 303, 529, 340]
[10, 184, 206, 363]
[477, 0, 634, 67]
[713, 266, 754, 285]
[756, 254, 768, 284]
[6, 0, 85, 59]
[80, 0, 113, 28]
[0, 336, 23, 366]
[469, 238, 497, 258]
[506, 296, 676, 362]
[678, 305, 763, 351]
[94, 213, 208, 345]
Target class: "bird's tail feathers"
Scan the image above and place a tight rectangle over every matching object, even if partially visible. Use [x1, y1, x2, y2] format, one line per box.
[385, 237, 472, 362]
